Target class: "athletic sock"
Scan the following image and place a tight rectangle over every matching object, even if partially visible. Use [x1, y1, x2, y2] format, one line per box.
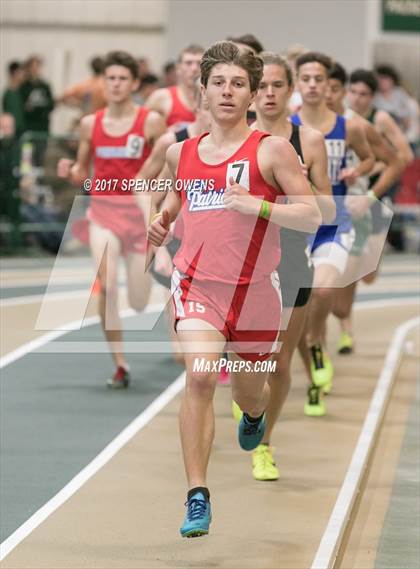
[188, 486, 210, 502]
[244, 412, 264, 424]
[310, 344, 324, 368]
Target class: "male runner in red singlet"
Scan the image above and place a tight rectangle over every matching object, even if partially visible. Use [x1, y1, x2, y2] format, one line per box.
[245, 52, 333, 480]
[148, 41, 321, 537]
[58, 51, 166, 388]
[145, 44, 204, 129]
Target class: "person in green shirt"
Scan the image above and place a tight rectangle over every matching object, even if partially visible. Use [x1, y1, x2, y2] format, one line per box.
[2, 61, 26, 138]
[19, 55, 54, 166]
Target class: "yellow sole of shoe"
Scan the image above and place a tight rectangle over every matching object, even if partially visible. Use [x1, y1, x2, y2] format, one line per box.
[304, 405, 326, 417]
[253, 474, 279, 481]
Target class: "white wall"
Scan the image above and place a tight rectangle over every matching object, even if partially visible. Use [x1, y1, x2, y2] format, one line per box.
[2, 0, 418, 129]
[365, 0, 420, 96]
[1, 0, 168, 94]
[167, 0, 370, 70]
[1, 0, 168, 133]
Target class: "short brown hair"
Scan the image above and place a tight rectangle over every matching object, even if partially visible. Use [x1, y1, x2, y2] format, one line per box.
[296, 51, 333, 74]
[104, 51, 138, 79]
[178, 44, 205, 63]
[260, 52, 293, 87]
[200, 41, 263, 93]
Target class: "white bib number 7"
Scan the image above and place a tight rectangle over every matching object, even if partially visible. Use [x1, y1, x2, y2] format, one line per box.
[226, 160, 250, 191]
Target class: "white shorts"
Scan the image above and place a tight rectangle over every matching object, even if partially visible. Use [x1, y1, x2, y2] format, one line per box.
[311, 235, 355, 275]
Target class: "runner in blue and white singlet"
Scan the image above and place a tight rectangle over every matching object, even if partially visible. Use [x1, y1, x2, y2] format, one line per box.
[291, 112, 354, 270]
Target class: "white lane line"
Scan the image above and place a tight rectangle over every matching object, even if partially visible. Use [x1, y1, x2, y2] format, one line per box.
[1, 289, 92, 307]
[0, 371, 186, 562]
[0, 303, 164, 369]
[310, 315, 420, 569]
[1, 283, 133, 307]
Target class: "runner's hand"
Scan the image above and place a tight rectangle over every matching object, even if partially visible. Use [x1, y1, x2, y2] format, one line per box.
[148, 209, 170, 247]
[224, 177, 259, 215]
[345, 194, 370, 219]
[339, 167, 358, 186]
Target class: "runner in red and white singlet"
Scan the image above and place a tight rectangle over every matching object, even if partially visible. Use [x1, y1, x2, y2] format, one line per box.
[173, 129, 283, 361]
[165, 85, 196, 127]
[145, 44, 204, 130]
[58, 51, 166, 388]
[174, 129, 281, 285]
[87, 105, 152, 254]
[148, 41, 321, 538]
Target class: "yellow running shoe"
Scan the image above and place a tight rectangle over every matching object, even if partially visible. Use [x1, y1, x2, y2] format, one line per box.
[322, 353, 334, 394]
[337, 331, 354, 355]
[310, 344, 334, 388]
[304, 385, 326, 417]
[323, 379, 333, 395]
[252, 444, 279, 481]
[232, 400, 243, 423]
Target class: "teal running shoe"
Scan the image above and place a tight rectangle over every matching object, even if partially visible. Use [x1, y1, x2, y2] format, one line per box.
[180, 492, 211, 538]
[238, 413, 266, 451]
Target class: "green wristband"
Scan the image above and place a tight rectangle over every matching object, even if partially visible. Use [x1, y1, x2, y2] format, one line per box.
[259, 199, 271, 220]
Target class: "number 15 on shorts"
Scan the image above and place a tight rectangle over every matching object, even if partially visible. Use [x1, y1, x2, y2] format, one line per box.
[188, 301, 206, 314]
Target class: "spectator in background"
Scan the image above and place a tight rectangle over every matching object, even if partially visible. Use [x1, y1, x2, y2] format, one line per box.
[57, 56, 107, 114]
[162, 61, 177, 87]
[2, 61, 26, 138]
[403, 87, 420, 151]
[19, 55, 54, 166]
[285, 44, 308, 113]
[133, 73, 159, 105]
[226, 33, 264, 54]
[137, 57, 151, 81]
[374, 65, 412, 133]
[0, 113, 21, 244]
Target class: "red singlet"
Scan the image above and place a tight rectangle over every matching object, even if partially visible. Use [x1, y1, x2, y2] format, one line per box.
[166, 86, 196, 128]
[173, 130, 283, 285]
[73, 106, 151, 255]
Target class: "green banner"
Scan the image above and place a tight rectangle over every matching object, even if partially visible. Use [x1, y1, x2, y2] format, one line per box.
[382, 0, 420, 32]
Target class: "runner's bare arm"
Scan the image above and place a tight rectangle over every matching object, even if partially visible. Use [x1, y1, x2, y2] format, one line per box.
[134, 111, 168, 216]
[268, 138, 321, 232]
[144, 88, 171, 119]
[57, 114, 94, 185]
[304, 129, 336, 224]
[366, 121, 403, 198]
[224, 137, 321, 233]
[376, 110, 414, 167]
[153, 161, 174, 212]
[143, 110, 167, 148]
[135, 130, 175, 182]
[147, 143, 182, 246]
[345, 119, 375, 180]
